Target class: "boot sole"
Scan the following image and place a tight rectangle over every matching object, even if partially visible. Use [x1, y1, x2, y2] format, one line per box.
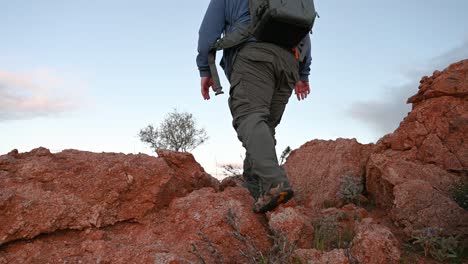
[254, 190, 294, 214]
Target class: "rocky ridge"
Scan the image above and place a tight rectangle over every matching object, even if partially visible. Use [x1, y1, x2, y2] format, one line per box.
[0, 60, 467, 263]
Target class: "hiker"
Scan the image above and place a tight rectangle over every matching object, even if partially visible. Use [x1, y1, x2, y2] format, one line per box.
[197, 0, 314, 213]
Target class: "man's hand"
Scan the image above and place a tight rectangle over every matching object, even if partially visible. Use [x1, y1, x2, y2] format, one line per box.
[295, 81, 310, 101]
[201, 77, 215, 100]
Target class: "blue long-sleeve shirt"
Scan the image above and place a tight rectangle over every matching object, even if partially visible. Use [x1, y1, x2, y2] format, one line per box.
[196, 0, 312, 82]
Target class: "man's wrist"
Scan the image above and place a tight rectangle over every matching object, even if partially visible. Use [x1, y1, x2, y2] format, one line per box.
[299, 75, 309, 82]
[200, 70, 212, 78]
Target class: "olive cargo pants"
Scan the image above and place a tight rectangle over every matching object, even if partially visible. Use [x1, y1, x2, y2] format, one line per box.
[228, 42, 299, 199]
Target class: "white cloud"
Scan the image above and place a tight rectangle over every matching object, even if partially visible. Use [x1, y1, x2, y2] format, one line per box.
[0, 69, 85, 121]
[348, 39, 468, 136]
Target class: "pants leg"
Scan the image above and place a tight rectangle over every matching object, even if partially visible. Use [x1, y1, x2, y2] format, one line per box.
[228, 43, 297, 195]
[242, 152, 261, 199]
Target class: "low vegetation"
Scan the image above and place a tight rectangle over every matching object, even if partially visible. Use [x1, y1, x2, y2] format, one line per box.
[190, 208, 298, 264]
[336, 175, 364, 205]
[450, 180, 468, 210]
[408, 227, 467, 263]
[220, 163, 243, 177]
[226, 209, 297, 264]
[279, 146, 292, 165]
[139, 109, 208, 152]
[313, 213, 356, 251]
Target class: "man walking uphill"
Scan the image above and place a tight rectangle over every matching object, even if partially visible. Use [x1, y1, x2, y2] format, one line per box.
[196, 0, 314, 213]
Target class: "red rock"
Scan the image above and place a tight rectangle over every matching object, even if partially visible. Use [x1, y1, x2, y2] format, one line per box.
[343, 203, 369, 216]
[379, 60, 468, 171]
[321, 204, 369, 222]
[1, 60, 467, 263]
[156, 149, 220, 192]
[408, 60, 468, 106]
[0, 148, 218, 246]
[284, 138, 373, 209]
[351, 218, 401, 264]
[149, 187, 271, 263]
[0, 187, 271, 263]
[268, 207, 314, 248]
[366, 153, 459, 208]
[377, 96, 467, 171]
[391, 180, 468, 236]
[367, 60, 468, 237]
[219, 175, 243, 191]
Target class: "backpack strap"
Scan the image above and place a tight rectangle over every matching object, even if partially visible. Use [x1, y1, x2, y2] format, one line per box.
[208, 23, 252, 96]
[208, 51, 224, 95]
[213, 23, 252, 50]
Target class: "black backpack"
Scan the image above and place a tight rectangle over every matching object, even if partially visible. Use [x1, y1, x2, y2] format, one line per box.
[209, 0, 318, 95]
[250, 0, 317, 48]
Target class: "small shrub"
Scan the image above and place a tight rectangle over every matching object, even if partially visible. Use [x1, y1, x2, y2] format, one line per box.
[221, 163, 243, 177]
[410, 227, 464, 262]
[337, 175, 364, 205]
[280, 146, 292, 165]
[226, 208, 297, 264]
[450, 180, 468, 210]
[313, 214, 355, 251]
[139, 109, 208, 152]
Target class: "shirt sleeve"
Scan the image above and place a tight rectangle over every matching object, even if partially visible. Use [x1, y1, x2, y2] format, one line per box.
[299, 34, 312, 82]
[196, 0, 226, 78]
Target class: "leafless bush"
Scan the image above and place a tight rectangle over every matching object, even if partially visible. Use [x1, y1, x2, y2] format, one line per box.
[220, 163, 243, 177]
[139, 109, 208, 152]
[279, 146, 292, 165]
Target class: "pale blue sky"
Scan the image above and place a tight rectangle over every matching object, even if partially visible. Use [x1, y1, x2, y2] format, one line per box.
[1, 0, 467, 177]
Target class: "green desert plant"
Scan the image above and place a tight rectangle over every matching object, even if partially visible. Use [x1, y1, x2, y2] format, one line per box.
[449, 180, 468, 210]
[313, 213, 355, 251]
[336, 175, 364, 205]
[410, 227, 464, 262]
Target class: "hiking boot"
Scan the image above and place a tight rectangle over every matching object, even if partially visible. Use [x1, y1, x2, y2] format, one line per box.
[253, 182, 294, 213]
